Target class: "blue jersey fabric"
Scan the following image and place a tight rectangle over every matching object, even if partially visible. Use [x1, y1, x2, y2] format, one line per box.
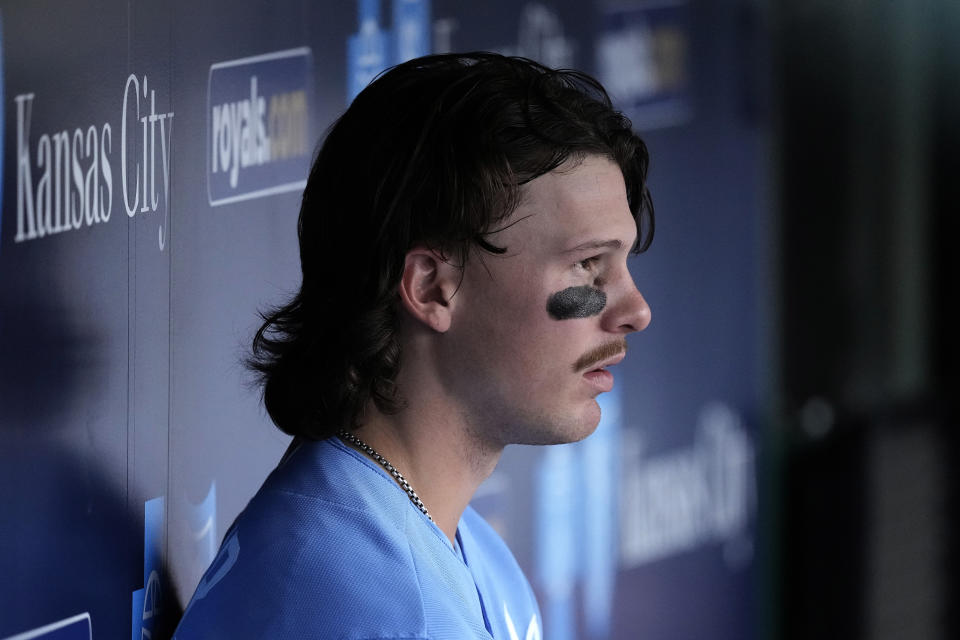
[174, 437, 541, 640]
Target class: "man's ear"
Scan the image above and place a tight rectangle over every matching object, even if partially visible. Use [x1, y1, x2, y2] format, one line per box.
[398, 247, 460, 333]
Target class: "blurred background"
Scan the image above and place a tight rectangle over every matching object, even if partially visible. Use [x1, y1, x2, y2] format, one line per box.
[0, 1, 955, 639]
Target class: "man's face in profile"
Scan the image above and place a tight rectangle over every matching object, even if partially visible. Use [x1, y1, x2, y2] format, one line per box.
[436, 155, 652, 447]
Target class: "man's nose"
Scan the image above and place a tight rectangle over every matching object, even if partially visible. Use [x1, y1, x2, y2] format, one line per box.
[603, 282, 651, 334]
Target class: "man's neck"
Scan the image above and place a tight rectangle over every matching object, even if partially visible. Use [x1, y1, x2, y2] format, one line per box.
[348, 405, 503, 546]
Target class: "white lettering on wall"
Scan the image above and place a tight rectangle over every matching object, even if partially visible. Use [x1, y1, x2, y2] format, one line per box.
[15, 93, 113, 243]
[121, 74, 174, 249]
[619, 402, 756, 569]
[210, 76, 306, 189]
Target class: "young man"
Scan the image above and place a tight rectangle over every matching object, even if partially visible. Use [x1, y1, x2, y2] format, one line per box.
[175, 52, 653, 639]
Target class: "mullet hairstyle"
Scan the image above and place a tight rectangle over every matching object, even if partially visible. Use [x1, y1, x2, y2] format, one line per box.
[249, 52, 654, 439]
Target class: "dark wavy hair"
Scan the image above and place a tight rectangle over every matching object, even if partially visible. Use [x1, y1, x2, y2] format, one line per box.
[249, 52, 654, 439]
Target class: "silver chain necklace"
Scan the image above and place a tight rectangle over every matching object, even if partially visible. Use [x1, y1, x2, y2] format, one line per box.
[337, 430, 434, 523]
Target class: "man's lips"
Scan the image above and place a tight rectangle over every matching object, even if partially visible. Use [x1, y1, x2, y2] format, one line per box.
[581, 350, 625, 393]
[582, 368, 615, 392]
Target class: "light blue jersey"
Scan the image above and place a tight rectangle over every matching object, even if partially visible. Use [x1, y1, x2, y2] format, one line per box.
[175, 437, 541, 640]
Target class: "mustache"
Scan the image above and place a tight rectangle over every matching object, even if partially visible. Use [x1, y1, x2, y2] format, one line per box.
[573, 338, 628, 372]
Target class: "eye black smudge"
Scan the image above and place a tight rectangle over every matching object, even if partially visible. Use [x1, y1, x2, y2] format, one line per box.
[546, 286, 607, 320]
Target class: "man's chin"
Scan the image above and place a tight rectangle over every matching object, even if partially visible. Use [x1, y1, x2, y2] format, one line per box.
[510, 408, 602, 446]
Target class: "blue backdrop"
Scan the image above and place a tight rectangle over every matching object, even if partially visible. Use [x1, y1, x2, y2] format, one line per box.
[0, 1, 767, 638]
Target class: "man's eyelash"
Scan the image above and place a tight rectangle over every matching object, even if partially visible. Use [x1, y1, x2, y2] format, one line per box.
[577, 256, 601, 271]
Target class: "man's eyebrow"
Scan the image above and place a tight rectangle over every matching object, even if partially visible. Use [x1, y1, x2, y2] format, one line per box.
[563, 239, 624, 254]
